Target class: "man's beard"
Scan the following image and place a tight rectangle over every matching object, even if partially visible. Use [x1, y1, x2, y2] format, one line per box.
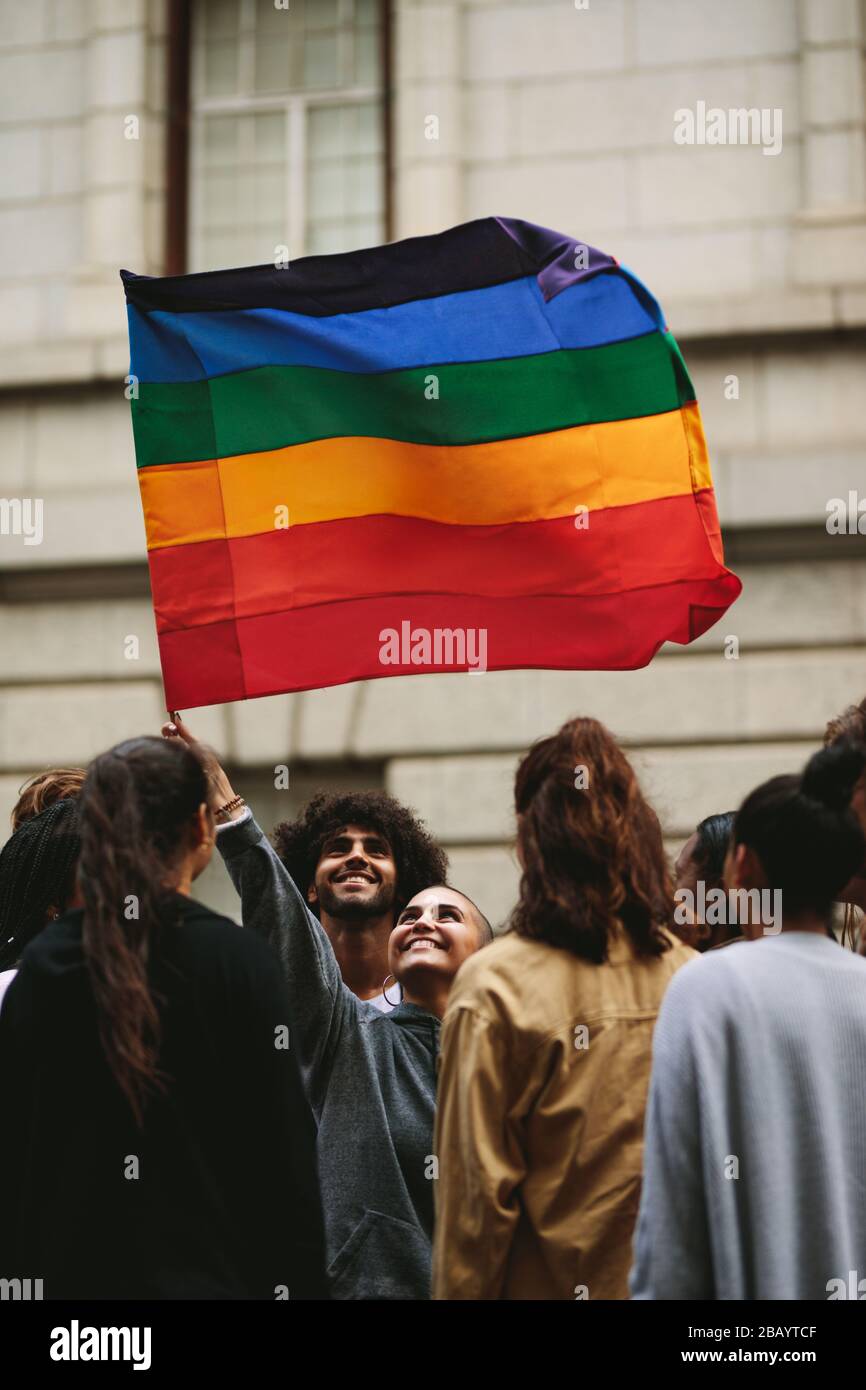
[316, 879, 396, 922]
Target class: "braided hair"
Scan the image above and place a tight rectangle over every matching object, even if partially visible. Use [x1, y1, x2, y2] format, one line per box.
[0, 798, 81, 971]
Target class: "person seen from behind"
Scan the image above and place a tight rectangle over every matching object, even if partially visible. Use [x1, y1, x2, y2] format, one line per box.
[0, 735, 326, 1299]
[432, 716, 695, 1300]
[630, 740, 866, 1299]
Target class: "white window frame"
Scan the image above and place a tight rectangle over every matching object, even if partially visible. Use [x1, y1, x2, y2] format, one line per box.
[189, 0, 383, 268]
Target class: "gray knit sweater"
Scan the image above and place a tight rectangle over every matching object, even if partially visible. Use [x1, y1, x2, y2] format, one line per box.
[630, 932, 866, 1300]
[217, 813, 439, 1300]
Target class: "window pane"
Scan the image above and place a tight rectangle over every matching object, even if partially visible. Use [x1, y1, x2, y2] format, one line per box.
[357, 101, 382, 156]
[308, 161, 347, 221]
[254, 37, 294, 92]
[305, 0, 339, 29]
[354, 28, 379, 86]
[308, 104, 342, 156]
[200, 231, 236, 269]
[353, 217, 381, 247]
[195, 110, 287, 270]
[244, 225, 287, 265]
[303, 32, 339, 88]
[305, 102, 384, 255]
[306, 216, 380, 256]
[201, 222, 288, 271]
[254, 111, 286, 159]
[253, 167, 285, 217]
[347, 156, 381, 216]
[203, 41, 239, 97]
[256, 0, 292, 32]
[203, 170, 243, 227]
[205, 0, 241, 40]
[191, 1, 385, 270]
[308, 102, 375, 161]
[305, 221, 351, 256]
[202, 115, 239, 165]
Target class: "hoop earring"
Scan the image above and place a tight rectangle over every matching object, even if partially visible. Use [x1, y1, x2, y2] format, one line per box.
[382, 974, 403, 1007]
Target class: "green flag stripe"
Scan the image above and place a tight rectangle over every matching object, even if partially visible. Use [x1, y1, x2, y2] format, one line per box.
[131, 331, 694, 469]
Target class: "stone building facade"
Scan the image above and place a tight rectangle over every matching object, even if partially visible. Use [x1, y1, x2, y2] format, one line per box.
[1, 0, 864, 923]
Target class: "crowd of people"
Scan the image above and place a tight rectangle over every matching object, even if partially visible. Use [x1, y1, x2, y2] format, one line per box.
[1, 693, 865, 1301]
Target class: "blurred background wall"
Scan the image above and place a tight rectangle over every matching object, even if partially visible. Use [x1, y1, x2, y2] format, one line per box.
[0, 0, 864, 923]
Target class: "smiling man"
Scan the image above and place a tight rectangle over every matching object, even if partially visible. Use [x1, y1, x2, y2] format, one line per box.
[273, 793, 449, 1011]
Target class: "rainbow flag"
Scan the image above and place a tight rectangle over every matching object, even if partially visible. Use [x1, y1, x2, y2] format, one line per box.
[121, 217, 740, 709]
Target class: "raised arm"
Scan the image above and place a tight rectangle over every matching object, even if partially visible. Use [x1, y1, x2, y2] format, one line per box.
[163, 717, 355, 1103]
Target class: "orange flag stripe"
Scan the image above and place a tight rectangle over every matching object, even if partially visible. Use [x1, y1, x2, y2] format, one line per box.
[138, 403, 711, 551]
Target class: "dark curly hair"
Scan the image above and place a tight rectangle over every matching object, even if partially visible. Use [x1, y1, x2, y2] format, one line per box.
[273, 790, 448, 916]
[824, 694, 866, 749]
[510, 717, 674, 963]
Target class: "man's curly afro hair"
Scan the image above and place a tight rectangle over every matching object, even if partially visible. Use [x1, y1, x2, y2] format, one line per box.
[272, 790, 449, 916]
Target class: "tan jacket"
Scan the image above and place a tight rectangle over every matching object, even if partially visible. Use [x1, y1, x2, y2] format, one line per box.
[432, 926, 695, 1300]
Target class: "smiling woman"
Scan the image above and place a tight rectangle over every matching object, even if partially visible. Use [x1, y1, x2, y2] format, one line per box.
[387, 888, 493, 1019]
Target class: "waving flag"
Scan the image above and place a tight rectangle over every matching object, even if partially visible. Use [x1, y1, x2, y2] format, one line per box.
[121, 217, 740, 709]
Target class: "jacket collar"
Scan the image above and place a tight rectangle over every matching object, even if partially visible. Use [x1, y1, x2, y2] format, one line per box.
[386, 1001, 441, 1030]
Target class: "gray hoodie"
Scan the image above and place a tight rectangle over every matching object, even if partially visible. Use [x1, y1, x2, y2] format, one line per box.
[217, 813, 438, 1300]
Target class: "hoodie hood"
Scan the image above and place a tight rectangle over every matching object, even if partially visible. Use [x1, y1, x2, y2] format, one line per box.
[18, 895, 203, 984]
[17, 910, 87, 981]
[385, 1001, 441, 1034]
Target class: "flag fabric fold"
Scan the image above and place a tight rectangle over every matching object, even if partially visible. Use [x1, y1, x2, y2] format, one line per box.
[121, 216, 741, 710]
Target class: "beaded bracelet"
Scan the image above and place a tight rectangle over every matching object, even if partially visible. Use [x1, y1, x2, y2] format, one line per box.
[215, 794, 246, 822]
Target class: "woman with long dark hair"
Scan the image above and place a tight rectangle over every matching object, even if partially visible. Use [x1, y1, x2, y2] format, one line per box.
[432, 716, 695, 1300]
[0, 736, 326, 1299]
[631, 740, 866, 1299]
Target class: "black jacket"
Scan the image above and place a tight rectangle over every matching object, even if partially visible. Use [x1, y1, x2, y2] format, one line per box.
[0, 895, 327, 1299]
